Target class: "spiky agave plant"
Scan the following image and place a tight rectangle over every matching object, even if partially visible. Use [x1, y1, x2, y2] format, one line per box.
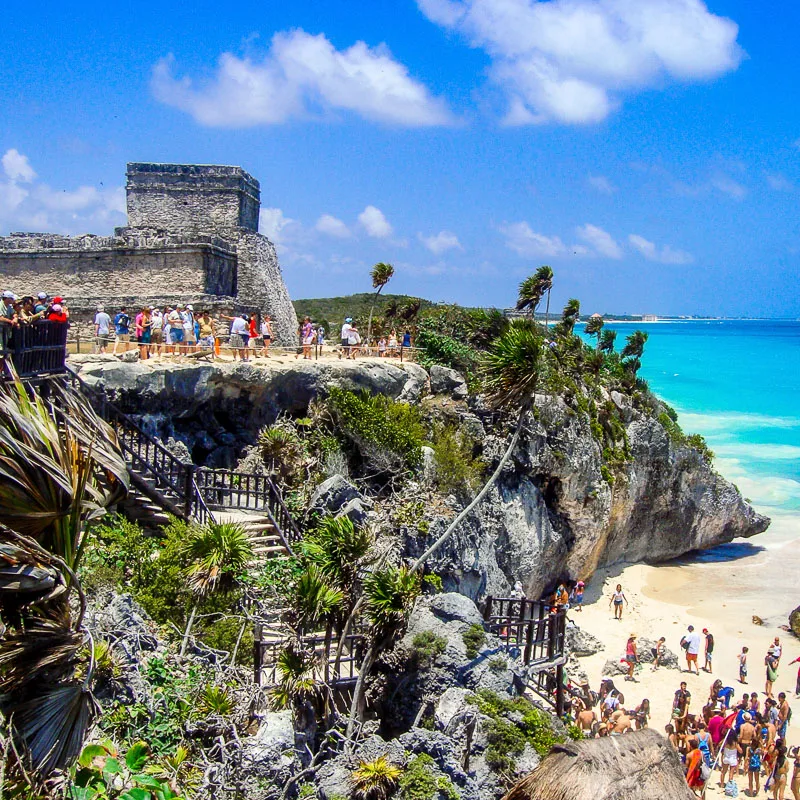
[351, 756, 402, 800]
[270, 644, 321, 713]
[0, 377, 128, 791]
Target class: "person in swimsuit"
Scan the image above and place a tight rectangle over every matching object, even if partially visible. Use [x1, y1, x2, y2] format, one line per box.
[719, 730, 742, 789]
[685, 738, 705, 796]
[609, 584, 627, 620]
[624, 634, 639, 681]
[790, 746, 800, 800]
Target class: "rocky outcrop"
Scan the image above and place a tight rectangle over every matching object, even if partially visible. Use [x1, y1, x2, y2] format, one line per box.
[410, 393, 769, 599]
[70, 357, 768, 597]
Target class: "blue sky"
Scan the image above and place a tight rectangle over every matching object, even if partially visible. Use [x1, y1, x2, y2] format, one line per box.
[1, 0, 798, 317]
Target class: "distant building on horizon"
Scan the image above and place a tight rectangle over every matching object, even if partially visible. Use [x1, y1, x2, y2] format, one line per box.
[642, 314, 659, 322]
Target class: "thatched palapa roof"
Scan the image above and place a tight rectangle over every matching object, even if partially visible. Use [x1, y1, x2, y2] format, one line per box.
[502, 729, 695, 800]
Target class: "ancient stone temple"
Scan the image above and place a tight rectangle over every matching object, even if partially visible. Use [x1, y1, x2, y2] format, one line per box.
[0, 163, 298, 343]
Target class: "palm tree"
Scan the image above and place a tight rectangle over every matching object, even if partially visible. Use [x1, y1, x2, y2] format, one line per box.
[366, 262, 395, 346]
[584, 314, 604, 346]
[516, 275, 543, 318]
[622, 330, 649, 360]
[558, 298, 581, 336]
[535, 265, 554, 327]
[410, 321, 544, 572]
[383, 299, 399, 322]
[516, 266, 554, 326]
[346, 566, 421, 739]
[599, 329, 617, 354]
[179, 521, 254, 656]
[584, 349, 605, 378]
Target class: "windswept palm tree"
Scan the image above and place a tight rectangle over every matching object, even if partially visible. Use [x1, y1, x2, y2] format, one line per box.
[584, 314, 604, 346]
[400, 299, 421, 324]
[599, 329, 617, 354]
[367, 262, 395, 345]
[558, 298, 581, 336]
[535, 265, 554, 328]
[410, 321, 544, 572]
[179, 521, 254, 656]
[622, 330, 649, 360]
[383, 299, 399, 321]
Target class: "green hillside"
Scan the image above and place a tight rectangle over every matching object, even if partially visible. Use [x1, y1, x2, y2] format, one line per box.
[292, 293, 436, 331]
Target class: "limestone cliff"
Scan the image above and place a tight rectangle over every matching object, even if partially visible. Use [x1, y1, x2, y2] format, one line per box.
[71, 356, 768, 597]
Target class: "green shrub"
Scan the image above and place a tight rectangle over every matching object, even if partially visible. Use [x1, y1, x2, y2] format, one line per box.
[430, 423, 484, 496]
[600, 465, 615, 486]
[686, 433, 714, 464]
[488, 656, 508, 673]
[462, 624, 487, 659]
[397, 754, 459, 800]
[412, 631, 447, 666]
[392, 500, 430, 534]
[469, 689, 563, 773]
[327, 387, 425, 473]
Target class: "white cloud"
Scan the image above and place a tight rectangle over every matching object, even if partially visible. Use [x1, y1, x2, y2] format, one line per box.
[0, 149, 125, 235]
[628, 233, 693, 264]
[358, 205, 393, 238]
[419, 230, 462, 254]
[711, 173, 747, 199]
[315, 213, 351, 238]
[576, 223, 622, 259]
[417, 0, 743, 124]
[2, 149, 36, 183]
[500, 221, 589, 257]
[588, 174, 616, 194]
[259, 207, 296, 243]
[152, 30, 452, 128]
[766, 173, 794, 192]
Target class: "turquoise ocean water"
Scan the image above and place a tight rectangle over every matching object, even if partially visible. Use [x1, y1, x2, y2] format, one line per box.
[596, 320, 800, 536]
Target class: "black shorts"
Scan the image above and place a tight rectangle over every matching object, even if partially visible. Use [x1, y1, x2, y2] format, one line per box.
[341, 338, 349, 347]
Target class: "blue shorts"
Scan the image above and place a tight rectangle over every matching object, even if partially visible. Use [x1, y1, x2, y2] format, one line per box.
[170, 328, 184, 344]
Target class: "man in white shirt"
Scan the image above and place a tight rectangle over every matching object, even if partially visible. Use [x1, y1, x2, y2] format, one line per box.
[150, 308, 163, 354]
[340, 317, 352, 358]
[94, 306, 111, 353]
[681, 625, 702, 675]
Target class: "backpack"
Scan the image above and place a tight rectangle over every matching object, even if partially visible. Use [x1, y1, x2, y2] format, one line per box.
[680, 637, 689, 650]
[724, 779, 739, 797]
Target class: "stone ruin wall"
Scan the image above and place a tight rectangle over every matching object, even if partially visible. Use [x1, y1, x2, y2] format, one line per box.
[0, 163, 298, 344]
[126, 163, 261, 234]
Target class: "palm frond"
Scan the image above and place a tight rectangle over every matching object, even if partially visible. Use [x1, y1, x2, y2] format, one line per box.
[181, 522, 254, 596]
[482, 322, 544, 410]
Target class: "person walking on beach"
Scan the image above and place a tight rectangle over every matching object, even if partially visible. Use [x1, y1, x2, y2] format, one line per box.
[739, 646, 749, 684]
[609, 584, 627, 620]
[767, 649, 780, 699]
[673, 681, 692, 735]
[719, 730, 742, 789]
[738, 712, 756, 776]
[571, 580, 585, 612]
[703, 628, 714, 673]
[681, 625, 702, 675]
[778, 693, 791, 740]
[625, 634, 639, 681]
[652, 636, 667, 671]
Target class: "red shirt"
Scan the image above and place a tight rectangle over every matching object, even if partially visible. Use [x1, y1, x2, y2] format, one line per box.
[249, 318, 257, 337]
[48, 312, 68, 323]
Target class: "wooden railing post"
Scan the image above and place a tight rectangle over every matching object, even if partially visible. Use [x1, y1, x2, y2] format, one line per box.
[254, 622, 263, 685]
[523, 621, 534, 664]
[483, 596, 493, 622]
[555, 664, 565, 717]
[183, 464, 196, 519]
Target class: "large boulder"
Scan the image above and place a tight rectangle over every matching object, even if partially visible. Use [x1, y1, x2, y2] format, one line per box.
[790, 606, 800, 637]
[565, 625, 604, 658]
[429, 365, 468, 400]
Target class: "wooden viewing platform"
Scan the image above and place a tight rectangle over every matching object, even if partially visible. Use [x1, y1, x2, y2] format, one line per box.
[483, 595, 567, 715]
[2, 320, 68, 379]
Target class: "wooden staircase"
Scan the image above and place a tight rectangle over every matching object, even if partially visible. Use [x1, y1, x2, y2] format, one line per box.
[63, 367, 301, 559]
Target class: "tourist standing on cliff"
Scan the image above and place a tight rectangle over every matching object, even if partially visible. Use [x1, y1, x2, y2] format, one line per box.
[182, 305, 196, 354]
[260, 315, 272, 357]
[221, 313, 249, 362]
[703, 628, 714, 673]
[301, 316, 314, 359]
[112, 307, 130, 355]
[150, 308, 163, 355]
[197, 311, 215, 357]
[94, 305, 111, 354]
[681, 625, 702, 675]
[609, 584, 627, 620]
[340, 318, 353, 358]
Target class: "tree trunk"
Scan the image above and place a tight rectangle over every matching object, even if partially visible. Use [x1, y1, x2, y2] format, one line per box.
[411, 404, 528, 573]
[345, 642, 378, 745]
[545, 291, 551, 330]
[180, 599, 200, 657]
[366, 285, 385, 350]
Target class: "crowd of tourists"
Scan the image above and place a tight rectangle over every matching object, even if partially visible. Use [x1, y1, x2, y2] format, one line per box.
[546, 579, 800, 798]
[0, 290, 70, 359]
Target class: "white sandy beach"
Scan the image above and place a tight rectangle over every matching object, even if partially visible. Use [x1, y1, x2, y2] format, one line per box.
[572, 512, 800, 796]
